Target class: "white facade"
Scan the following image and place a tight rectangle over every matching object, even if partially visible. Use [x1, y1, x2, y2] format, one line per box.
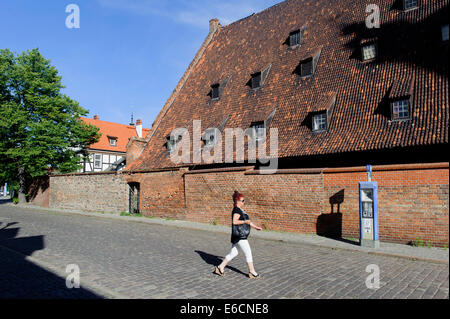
[78, 151, 126, 173]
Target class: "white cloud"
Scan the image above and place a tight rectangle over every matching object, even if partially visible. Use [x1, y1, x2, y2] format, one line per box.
[97, 0, 277, 29]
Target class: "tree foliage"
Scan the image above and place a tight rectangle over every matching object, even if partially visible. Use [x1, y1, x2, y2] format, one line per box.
[0, 48, 100, 186]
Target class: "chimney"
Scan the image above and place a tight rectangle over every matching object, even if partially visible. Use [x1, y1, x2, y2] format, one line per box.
[93, 115, 99, 120]
[209, 18, 220, 34]
[136, 119, 143, 138]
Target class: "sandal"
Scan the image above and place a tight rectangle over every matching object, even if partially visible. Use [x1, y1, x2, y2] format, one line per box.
[214, 266, 225, 277]
[249, 272, 260, 279]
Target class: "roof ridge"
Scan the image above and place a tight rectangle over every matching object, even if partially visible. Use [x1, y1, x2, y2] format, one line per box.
[80, 117, 150, 130]
[220, 0, 288, 30]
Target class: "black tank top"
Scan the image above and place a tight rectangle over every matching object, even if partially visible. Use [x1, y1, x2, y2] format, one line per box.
[231, 207, 250, 244]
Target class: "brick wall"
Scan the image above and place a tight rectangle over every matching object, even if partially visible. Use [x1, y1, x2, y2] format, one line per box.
[27, 176, 50, 208]
[50, 173, 129, 213]
[184, 164, 448, 247]
[185, 168, 325, 233]
[323, 166, 449, 247]
[123, 169, 186, 219]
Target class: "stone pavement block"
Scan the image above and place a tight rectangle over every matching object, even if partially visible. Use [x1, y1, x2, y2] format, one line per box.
[1, 205, 448, 299]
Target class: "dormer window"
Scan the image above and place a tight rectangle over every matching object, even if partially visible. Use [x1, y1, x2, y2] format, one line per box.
[442, 24, 449, 42]
[251, 72, 262, 89]
[312, 112, 327, 132]
[248, 65, 271, 90]
[391, 99, 410, 120]
[300, 58, 313, 77]
[211, 83, 220, 100]
[362, 43, 377, 61]
[210, 76, 231, 101]
[250, 121, 266, 141]
[307, 92, 336, 133]
[403, 0, 418, 11]
[109, 137, 117, 147]
[166, 134, 183, 152]
[202, 129, 218, 148]
[296, 48, 322, 78]
[389, 77, 414, 121]
[289, 30, 301, 47]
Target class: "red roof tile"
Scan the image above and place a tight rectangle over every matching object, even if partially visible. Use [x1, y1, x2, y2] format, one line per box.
[81, 117, 151, 153]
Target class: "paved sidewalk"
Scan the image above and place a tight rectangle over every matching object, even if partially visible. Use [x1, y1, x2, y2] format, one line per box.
[10, 203, 449, 264]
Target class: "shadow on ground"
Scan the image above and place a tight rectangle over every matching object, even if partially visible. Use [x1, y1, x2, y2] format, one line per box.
[0, 198, 12, 205]
[195, 250, 248, 277]
[0, 221, 103, 299]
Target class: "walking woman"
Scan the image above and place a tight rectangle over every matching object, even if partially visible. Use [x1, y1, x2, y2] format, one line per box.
[215, 191, 262, 278]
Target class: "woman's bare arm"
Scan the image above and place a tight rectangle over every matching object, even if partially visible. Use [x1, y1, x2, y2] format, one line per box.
[250, 222, 262, 231]
[232, 213, 250, 225]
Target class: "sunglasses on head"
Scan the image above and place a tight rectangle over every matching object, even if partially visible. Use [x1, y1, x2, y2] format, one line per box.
[240, 199, 245, 203]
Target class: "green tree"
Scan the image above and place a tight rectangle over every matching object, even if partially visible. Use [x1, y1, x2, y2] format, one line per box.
[0, 48, 100, 203]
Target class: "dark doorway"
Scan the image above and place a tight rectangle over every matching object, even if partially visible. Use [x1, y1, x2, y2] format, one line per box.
[128, 183, 140, 214]
[317, 190, 344, 239]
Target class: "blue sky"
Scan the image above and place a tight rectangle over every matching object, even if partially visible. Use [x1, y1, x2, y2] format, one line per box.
[0, 0, 281, 128]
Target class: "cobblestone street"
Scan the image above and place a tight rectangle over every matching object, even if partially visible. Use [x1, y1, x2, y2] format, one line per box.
[0, 204, 448, 299]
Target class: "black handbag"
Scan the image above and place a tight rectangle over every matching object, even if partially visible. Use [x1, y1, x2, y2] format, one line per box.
[232, 223, 250, 238]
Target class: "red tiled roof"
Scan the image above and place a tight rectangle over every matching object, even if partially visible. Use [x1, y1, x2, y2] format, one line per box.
[128, 0, 448, 171]
[308, 92, 337, 113]
[81, 117, 151, 153]
[389, 76, 415, 99]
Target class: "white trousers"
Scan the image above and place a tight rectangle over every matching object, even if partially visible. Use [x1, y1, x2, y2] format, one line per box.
[225, 239, 253, 263]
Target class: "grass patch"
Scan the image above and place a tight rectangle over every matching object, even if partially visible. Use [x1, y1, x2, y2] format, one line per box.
[120, 211, 143, 217]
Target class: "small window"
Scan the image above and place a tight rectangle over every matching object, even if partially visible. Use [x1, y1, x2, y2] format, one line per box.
[166, 138, 176, 152]
[250, 121, 266, 141]
[251, 72, 262, 89]
[202, 129, 218, 148]
[442, 24, 449, 42]
[211, 83, 220, 99]
[312, 112, 327, 132]
[403, 0, 417, 10]
[109, 138, 117, 147]
[362, 43, 377, 61]
[300, 58, 314, 77]
[391, 99, 410, 120]
[289, 30, 301, 47]
[204, 133, 215, 147]
[94, 154, 102, 169]
[166, 134, 183, 152]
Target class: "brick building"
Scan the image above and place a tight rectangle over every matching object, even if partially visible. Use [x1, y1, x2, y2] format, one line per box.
[49, 0, 448, 246]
